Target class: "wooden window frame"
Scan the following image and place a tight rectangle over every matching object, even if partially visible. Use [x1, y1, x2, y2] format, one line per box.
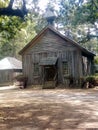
[62, 61, 69, 76]
[34, 63, 39, 76]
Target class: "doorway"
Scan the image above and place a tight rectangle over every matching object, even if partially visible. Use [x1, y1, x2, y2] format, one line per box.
[44, 65, 57, 81]
[42, 65, 58, 88]
[39, 57, 58, 88]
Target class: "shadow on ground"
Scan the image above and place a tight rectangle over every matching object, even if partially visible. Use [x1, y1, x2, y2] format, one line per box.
[0, 89, 98, 130]
[0, 102, 96, 130]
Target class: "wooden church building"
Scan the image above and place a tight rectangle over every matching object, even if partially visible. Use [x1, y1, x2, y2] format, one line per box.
[19, 8, 95, 87]
[19, 25, 95, 86]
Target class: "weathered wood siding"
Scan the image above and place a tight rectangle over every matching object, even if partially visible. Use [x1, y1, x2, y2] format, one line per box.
[22, 30, 83, 85]
[0, 70, 21, 84]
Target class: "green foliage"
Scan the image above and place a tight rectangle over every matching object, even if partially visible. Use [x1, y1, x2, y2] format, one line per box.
[58, 0, 98, 53]
[69, 0, 98, 25]
[0, 16, 23, 38]
[0, 14, 37, 59]
[94, 56, 98, 64]
[0, 0, 98, 59]
[11, 15, 36, 57]
[85, 76, 95, 84]
[0, 16, 24, 58]
[81, 75, 98, 88]
[0, 0, 9, 8]
[94, 73, 98, 76]
[0, 0, 40, 59]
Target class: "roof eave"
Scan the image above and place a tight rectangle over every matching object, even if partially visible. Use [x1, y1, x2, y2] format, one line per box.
[19, 25, 96, 57]
[19, 26, 49, 55]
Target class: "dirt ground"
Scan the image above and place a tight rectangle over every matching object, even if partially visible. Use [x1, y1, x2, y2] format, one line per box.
[0, 86, 98, 130]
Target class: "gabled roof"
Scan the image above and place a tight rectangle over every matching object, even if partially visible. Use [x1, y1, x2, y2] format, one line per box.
[0, 57, 22, 70]
[19, 25, 95, 57]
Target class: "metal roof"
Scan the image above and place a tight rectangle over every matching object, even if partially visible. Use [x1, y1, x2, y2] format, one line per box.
[39, 57, 58, 66]
[0, 57, 22, 70]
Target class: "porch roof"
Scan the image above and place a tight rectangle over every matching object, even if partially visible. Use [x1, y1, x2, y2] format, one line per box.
[39, 57, 58, 66]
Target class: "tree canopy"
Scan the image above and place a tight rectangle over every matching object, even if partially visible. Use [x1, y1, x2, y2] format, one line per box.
[0, 0, 27, 18]
[0, 0, 98, 59]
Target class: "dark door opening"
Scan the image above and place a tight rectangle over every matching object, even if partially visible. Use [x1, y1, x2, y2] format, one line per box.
[39, 57, 58, 87]
[44, 65, 56, 81]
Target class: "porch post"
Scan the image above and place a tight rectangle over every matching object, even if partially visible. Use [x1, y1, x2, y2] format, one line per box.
[91, 56, 95, 75]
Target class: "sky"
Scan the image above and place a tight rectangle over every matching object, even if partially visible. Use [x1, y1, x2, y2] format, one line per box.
[38, 0, 59, 11]
[26, 0, 50, 13]
[38, 0, 49, 10]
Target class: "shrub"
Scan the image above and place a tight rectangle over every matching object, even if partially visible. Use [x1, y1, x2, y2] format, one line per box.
[15, 74, 27, 82]
[81, 75, 98, 88]
[14, 74, 28, 88]
[94, 56, 98, 64]
[86, 76, 95, 84]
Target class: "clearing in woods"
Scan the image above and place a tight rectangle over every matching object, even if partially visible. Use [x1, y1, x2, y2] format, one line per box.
[0, 87, 98, 130]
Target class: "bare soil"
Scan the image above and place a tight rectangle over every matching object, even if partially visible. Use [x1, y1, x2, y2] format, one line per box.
[0, 87, 98, 130]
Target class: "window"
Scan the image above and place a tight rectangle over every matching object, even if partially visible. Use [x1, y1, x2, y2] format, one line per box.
[34, 63, 39, 76]
[62, 62, 69, 76]
[82, 56, 88, 75]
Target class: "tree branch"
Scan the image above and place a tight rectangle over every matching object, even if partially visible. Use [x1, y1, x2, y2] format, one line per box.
[93, 1, 98, 9]
[22, 0, 28, 15]
[0, 0, 28, 18]
[0, 8, 26, 18]
[8, 0, 14, 8]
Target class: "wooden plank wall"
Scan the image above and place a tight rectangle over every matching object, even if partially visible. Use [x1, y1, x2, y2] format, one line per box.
[22, 30, 83, 85]
[23, 54, 33, 84]
[0, 70, 22, 84]
[0, 70, 13, 83]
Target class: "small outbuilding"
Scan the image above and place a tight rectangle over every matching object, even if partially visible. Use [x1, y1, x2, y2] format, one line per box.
[0, 57, 22, 85]
[19, 25, 95, 88]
